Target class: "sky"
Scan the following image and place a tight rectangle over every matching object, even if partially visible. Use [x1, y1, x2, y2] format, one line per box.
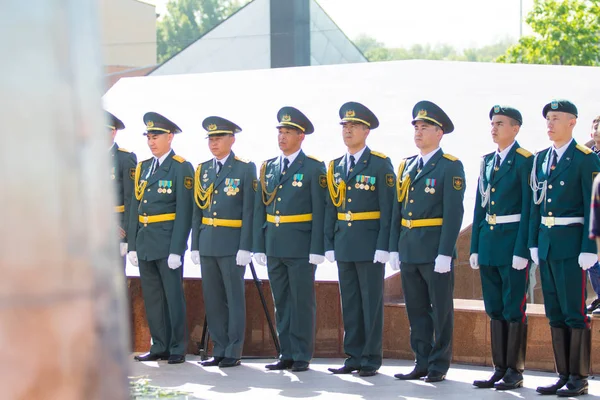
[149, 0, 536, 50]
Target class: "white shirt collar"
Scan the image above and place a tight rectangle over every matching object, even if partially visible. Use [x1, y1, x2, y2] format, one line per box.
[281, 148, 302, 171]
[552, 138, 573, 161]
[419, 147, 441, 166]
[215, 153, 230, 168]
[495, 141, 516, 165]
[155, 149, 172, 166]
[346, 146, 367, 169]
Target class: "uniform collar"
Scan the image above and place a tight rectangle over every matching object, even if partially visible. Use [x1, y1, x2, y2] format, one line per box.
[280, 148, 301, 170]
[495, 141, 516, 165]
[346, 146, 367, 165]
[214, 153, 231, 168]
[419, 147, 441, 166]
[552, 138, 573, 161]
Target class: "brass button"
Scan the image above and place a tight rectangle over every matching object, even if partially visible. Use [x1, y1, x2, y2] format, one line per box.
[348, 198, 352, 203]
[348, 187, 352, 191]
[276, 210, 280, 215]
[490, 226, 494, 230]
[548, 212, 553, 216]
[411, 187, 414, 191]
[279, 185, 282, 189]
[408, 212, 413, 216]
[213, 212, 217, 216]
[275, 223, 280, 227]
[214, 190, 218, 194]
[213, 201, 217, 204]
[348, 223, 352, 227]
[548, 185, 553, 189]
[147, 189, 151, 192]
[143, 200, 147, 203]
[143, 213, 147, 216]
[410, 199, 414, 203]
[548, 199, 552, 203]
[491, 188, 495, 192]
[278, 197, 282, 201]
[491, 201, 495, 205]
[144, 224, 147, 227]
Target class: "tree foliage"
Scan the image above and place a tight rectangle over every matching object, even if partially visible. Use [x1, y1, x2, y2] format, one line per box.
[157, 0, 248, 63]
[497, 0, 600, 65]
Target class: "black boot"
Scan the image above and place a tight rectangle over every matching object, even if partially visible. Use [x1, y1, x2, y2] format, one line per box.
[557, 328, 590, 397]
[536, 326, 570, 395]
[495, 322, 527, 390]
[473, 320, 507, 388]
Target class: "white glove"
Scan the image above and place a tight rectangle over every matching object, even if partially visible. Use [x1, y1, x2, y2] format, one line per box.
[236, 250, 252, 266]
[120, 242, 128, 257]
[529, 248, 539, 265]
[191, 250, 200, 266]
[389, 252, 400, 271]
[434, 254, 452, 274]
[325, 250, 336, 263]
[373, 250, 390, 264]
[309, 254, 325, 265]
[254, 252, 267, 266]
[512, 255, 528, 270]
[167, 254, 182, 270]
[578, 252, 597, 270]
[469, 253, 479, 270]
[127, 251, 138, 267]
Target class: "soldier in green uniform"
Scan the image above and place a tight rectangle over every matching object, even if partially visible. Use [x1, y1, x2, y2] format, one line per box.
[106, 111, 137, 258]
[389, 101, 465, 383]
[191, 116, 256, 368]
[128, 112, 194, 364]
[529, 100, 600, 397]
[253, 106, 326, 372]
[325, 102, 395, 377]
[469, 106, 532, 390]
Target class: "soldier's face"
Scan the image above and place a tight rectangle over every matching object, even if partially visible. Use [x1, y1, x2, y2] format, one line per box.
[147, 133, 173, 157]
[278, 127, 304, 155]
[491, 115, 519, 148]
[208, 134, 235, 159]
[546, 111, 576, 142]
[342, 122, 369, 149]
[109, 128, 117, 142]
[591, 120, 600, 142]
[413, 121, 442, 151]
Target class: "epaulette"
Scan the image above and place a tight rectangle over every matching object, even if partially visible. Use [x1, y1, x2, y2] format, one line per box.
[516, 147, 533, 158]
[173, 155, 186, 163]
[306, 155, 322, 162]
[371, 151, 387, 159]
[443, 153, 459, 161]
[576, 144, 593, 155]
[117, 147, 130, 153]
[235, 156, 249, 163]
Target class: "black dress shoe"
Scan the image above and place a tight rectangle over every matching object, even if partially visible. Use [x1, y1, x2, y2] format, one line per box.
[291, 361, 309, 372]
[358, 369, 378, 377]
[423, 371, 446, 382]
[328, 365, 359, 374]
[394, 368, 428, 380]
[219, 357, 241, 368]
[134, 352, 170, 362]
[167, 354, 186, 364]
[200, 357, 224, 367]
[587, 298, 600, 313]
[536, 376, 568, 395]
[556, 376, 588, 397]
[494, 368, 523, 390]
[266, 359, 294, 370]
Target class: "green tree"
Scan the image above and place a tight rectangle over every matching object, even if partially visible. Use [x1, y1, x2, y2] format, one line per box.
[157, 0, 248, 63]
[497, 0, 600, 65]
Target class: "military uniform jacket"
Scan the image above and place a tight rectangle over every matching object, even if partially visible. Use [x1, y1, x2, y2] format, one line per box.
[191, 152, 257, 257]
[128, 151, 194, 261]
[470, 143, 533, 266]
[324, 147, 395, 262]
[111, 143, 137, 242]
[253, 150, 326, 259]
[389, 149, 465, 264]
[528, 140, 600, 260]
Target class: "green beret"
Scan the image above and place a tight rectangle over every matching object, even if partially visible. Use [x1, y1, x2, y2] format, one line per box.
[542, 99, 578, 118]
[489, 105, 523, 126]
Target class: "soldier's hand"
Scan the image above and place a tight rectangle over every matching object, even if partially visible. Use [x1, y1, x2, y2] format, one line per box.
[512, 256, 528, 270]
[118, 227, 126, 239]
[236, 250, 252, 266]
[254, 253, 267, 266]
[373, 250, 390, 264]
[325, 250, 335, 263]
[389, 252, 400, 271]
[309, 254, 325, 265]
[469, 253, 479, 270]
[120, 243, 128, 257]
[529, 248, 539, 265]
[191, 250, 200, 266]
[167, 254, 182, 270]
[127, 251, 138, 267]
[578, 253, 597, 270]
[434, 254, 452, 274]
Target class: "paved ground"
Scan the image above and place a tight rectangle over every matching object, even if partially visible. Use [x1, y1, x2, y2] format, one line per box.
[129, 355, 600, 399]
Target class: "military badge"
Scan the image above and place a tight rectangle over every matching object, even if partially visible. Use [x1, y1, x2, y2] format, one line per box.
[425, 178, 436, 194]
[184, 176, 193, 190]
[551, 100, 558, 110]
[224, 178, 240, 195]
[146, 120, 154, 128]
[417, 109, 427, 118]
[292, 174, 304, 187]
[386, 174, 395, 187]
[493, 105, 500, 113]
[453, 177, 464, 190]
[129, 168, 135, 180]
[319, 175, 327, 188]
[208, 123, 217, 131]
[345, 110, 355, 118]
[282, 114, 292, 122]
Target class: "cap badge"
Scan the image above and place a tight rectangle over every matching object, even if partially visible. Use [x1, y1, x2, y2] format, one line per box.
[345, 110, 355, 118]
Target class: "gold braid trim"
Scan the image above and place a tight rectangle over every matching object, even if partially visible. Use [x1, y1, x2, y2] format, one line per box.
[396, 159, 411, 203]
[327, 160, 346, 207]
[194, 164, 213, 210]
[134, 162, 148, 201]
[260, 161, 278, 206]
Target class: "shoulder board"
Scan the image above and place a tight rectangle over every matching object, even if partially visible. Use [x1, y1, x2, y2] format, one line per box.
[234, 156, 249, 163]
[306, 155, 322, 162]
[443, 153, 459, 161]
[117, 147, 130, 153]
[576, 144, 593, 155]
[173, 155, 186, 163]
[516, 147, 532, 158]
[370, 151, 387, 159]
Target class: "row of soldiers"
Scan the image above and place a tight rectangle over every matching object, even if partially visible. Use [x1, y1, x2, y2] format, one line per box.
[108, 98, 598, 397]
